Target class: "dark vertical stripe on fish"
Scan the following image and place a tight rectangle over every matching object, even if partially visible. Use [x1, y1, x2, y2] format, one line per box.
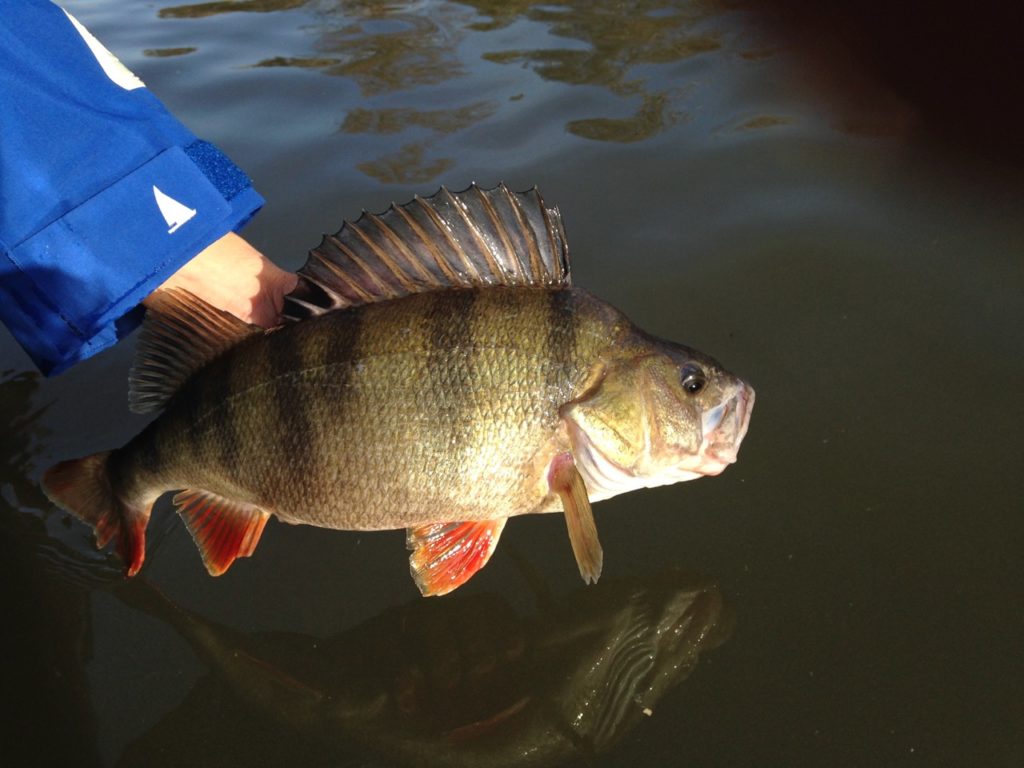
[427, 290, 478, 458]
[545, 288, 579, 402]
[324, 308, 364, 372]
[319, 309, 363, 463]
[133, 425, 163, 486]
[265, 324, 316, 489]
[309, 310, 363, 502]
[205, 350, 242, 475]
[111, 419, 163, 498]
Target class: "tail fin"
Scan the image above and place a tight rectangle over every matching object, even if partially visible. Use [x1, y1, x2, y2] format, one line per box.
[42, 452, 151, 577]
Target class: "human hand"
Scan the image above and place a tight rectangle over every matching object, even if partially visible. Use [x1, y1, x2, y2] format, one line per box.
[144, 232, 297, 328]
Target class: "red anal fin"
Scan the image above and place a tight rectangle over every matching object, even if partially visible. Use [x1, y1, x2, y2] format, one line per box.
[173, 490, 271, 576]
[407, 519, 507, 597]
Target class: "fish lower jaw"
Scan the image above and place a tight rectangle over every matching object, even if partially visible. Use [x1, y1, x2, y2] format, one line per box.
[695, 436, 737, 471]
[699, 385, 754, 468]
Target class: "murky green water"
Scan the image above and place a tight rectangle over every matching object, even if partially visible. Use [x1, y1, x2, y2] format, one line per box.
[3, 1, 1023, 766]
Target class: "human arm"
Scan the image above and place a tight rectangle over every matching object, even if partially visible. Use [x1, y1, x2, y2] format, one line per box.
[0, 2, 274, 374]
[146, 232, 297, 329]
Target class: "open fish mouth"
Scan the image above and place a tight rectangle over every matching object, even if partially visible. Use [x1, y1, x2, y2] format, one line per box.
[568, 382, 755, 500]
[700, 383, 755, 471]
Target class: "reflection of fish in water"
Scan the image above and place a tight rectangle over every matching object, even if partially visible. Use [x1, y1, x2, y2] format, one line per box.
[117, 569, 730, 768]
[44, 184, 754, 594]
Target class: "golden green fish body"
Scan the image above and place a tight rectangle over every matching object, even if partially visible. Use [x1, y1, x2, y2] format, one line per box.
[44, 184, 753, 587]
[115, 287, 621, 530]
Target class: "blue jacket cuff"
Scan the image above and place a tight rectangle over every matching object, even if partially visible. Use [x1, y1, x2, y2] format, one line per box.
[0, 141, 263, 375]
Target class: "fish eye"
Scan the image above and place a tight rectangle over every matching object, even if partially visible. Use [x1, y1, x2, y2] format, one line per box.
[680, 364, 707, 395]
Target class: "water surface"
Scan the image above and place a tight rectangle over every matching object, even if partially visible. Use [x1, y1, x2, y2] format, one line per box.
[3, 1, 1022, 766]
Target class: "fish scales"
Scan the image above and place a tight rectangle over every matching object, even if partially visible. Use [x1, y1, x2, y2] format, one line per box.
[116, 288, 618, 531]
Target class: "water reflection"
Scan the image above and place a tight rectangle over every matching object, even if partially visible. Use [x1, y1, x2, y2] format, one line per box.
[156, 0, 733, 178]
[340, 102, 499, 135]
[474, 1, 719, 141]
[355, 141, 457, 184]
[158, 0, 308, 18]
[0, 371, 105, 765]
[143, 47, 198, 57]
[341, 101, 499, 183]
[1, 370, 47, 505]
[117, 568, 730, 767]
[0, 370, 116, 579]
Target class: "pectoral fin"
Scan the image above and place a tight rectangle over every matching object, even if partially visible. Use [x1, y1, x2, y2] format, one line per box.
[407, 519, 507, 597]
[549, 452, 603, 584]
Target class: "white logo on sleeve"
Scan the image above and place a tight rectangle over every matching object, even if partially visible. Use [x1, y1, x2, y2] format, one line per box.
[153, 186, 197, 234]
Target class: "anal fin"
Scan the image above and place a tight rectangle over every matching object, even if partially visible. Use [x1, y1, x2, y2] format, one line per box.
[549, 452, 603, 584]
[173, 489, 271, 576]
[407, 519, 507, 597]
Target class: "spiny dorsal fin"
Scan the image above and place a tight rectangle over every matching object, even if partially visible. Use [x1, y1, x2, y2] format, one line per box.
[129, 288, 261, 414]
[284, 183, 570, 320]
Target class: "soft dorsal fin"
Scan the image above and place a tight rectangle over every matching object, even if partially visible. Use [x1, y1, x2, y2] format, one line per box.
[283, 183, 570, 320]
[129, 288, 261, 414]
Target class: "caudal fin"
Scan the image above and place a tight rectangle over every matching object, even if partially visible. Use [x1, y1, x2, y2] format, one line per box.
[42, 452, 151, 577]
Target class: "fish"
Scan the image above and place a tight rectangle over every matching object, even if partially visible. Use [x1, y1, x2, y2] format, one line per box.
[114, 568, 731, 767]
[43, 184, 754, 595]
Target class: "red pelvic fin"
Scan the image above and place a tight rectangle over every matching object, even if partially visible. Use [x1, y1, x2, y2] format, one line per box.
[42, 451, 151, 577]
[173, 489, 270, 576]
[407, 519, 508, 597]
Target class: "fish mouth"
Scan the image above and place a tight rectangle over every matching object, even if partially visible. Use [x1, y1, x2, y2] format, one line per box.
[566, 382, 754, 498]
[699, 383, 755, 473]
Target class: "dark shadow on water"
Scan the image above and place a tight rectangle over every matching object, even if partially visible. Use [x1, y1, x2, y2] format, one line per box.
[143, 46, 198, 58]
[0, 370, 122, 767]
[158, 0, 308, 17]
[114, 567, 731, 767]
[748, 0, 1024, 165]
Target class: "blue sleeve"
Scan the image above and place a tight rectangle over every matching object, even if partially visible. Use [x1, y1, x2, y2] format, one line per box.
[0, 1, 265, 375]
